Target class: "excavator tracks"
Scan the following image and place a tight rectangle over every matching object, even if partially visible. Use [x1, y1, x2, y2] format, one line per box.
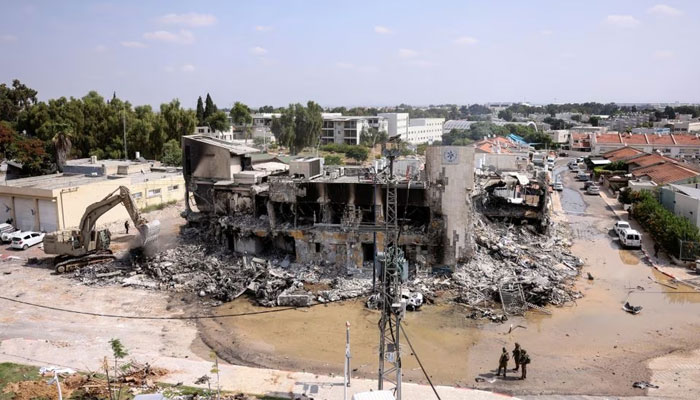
[54, 251, 116, 274]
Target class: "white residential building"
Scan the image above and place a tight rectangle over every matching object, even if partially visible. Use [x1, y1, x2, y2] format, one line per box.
[406, 118, 445, 144]
[321, 116, 370, 145]
[194, 126, 234, 142]
[378, 113, 409, 139]
[547, 129, 570, 144]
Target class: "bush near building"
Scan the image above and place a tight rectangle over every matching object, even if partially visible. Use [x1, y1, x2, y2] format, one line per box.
[625, 190, 700, 257]
[324, 154, 343, 165]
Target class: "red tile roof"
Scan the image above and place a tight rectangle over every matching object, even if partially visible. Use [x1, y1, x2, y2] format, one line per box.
[595, 133, 622, 144]
[627, 154, 669, 168]
[671, 134, 700, 145]
[603, 147, 644, 161]
[621, 133, 649, 145]
[646, 134, 675, 145]
[631, 162, 700, 185]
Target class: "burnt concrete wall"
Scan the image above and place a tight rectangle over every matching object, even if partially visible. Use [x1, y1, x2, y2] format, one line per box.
[425, 146, 476, 265]
[183, 137, 242, 181]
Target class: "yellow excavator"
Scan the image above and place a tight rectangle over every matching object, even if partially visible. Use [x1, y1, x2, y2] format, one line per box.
[44, 186, 160, 273]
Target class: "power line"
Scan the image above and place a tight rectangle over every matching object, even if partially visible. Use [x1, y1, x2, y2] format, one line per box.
[400, 324, 442, 400]
[0, 293, 366, 320]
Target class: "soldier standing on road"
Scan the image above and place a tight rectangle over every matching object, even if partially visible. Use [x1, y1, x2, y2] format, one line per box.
[512, 342, 522, 371]
[497, 347, 510, 377]
[519, 349, 531, 380]
[124, 220, 130, 234]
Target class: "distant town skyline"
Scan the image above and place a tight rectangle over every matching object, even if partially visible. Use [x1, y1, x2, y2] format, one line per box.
[1, 1, 698, 108]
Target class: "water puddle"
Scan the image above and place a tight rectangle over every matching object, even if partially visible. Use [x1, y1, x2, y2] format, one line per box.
[619, 250, 641, 265]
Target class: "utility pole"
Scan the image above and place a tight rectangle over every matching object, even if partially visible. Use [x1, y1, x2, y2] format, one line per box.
[344, 321, 351, 400]
[122, 104, 127, 160]
[377, 147, 405, 399]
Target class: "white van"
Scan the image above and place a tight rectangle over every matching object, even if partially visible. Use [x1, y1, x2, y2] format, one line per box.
[619, 228, 642, 249]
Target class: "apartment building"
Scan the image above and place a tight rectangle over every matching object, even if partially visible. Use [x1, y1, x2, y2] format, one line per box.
[377, 112, 409, 139]
[592, 132, 700, 157]
[405, 118, 445, 144]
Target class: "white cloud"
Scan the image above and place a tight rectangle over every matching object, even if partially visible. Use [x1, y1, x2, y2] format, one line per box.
[156, 13, 216, 27]
[647, 4, 682, 16]
[181, 64, 195, 72]
[653, 50, 674, 59]
[605, 15, 640, 28]
[143, 30, 194, 45]
[255, 25, 272, 32]
[374, 26, 392, 35]
[95, 45, 107, 53]
[454, 36, 478, 45]
[163, 66, 175, 73]
[0, 34, 17, 43]
[398, 48, 418, 58]
[121, 41, 147, 48]
[540, 29, 553, 36]
[250, 46, 268, 56]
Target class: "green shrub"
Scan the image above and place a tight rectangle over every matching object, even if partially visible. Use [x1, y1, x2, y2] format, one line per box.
[628, 190, 700, 257]
[324, 154, 343, 165]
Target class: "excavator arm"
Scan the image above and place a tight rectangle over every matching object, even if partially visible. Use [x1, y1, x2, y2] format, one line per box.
[77, 186, 159, 253]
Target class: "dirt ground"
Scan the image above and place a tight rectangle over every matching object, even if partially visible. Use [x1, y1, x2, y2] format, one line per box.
[2, 182, 700, 398]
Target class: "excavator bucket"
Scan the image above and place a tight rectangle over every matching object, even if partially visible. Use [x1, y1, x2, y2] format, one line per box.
[138, 220, 161, 247]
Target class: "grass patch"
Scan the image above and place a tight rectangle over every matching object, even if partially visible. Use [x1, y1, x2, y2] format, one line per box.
[0, 363, 40, 400]
[140, 200, 177, 213]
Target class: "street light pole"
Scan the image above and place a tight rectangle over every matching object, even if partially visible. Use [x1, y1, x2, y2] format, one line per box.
[344, 321, 351, 400]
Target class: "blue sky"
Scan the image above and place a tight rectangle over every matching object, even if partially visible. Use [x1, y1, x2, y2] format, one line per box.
[0, 1, 698, 108]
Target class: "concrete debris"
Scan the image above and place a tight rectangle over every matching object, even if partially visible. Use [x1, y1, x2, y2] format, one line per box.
[451, 217, 583, 311]
[72, 243, 372, 307]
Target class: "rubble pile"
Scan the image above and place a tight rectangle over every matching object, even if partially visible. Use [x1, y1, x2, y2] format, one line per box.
[452, 217, 583, 310]
[73, 244, 372, 307]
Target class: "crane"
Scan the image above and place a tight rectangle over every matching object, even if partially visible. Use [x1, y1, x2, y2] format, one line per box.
[44, 186, 160, 273]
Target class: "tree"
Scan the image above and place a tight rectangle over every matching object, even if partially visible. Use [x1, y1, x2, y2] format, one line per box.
[206, 111, 230, 133]
[360, 127, 388, 148]
[346, 146, 369, 163]
[108, 338, 129, 400]
[271, 102, 323, 154]
[589, 116, 600, 127]
[196, 96, 205, 125]
[0, 122, 18, 159]
[0, 79, 38, 123]
[498, 109, 513, 121]
[258, 105, 275, 113]
[161, 139, 182, 166]
[664, 106, 676, 120]
[160, 99, 196, 142]
[204, 93, 217, 120]
[324, 154, 343, 165]
[51, 123, 73, 172]
[230, 101, 252, 142]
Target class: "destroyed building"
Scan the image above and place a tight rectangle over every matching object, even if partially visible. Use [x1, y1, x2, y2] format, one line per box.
[182, 135, 476, 272]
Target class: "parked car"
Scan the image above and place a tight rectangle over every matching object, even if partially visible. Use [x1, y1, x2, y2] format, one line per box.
[614, 221, 631, 236]
[619, 228, 642, 248]
[1, 229, 22, 243]
[553, 182, 564, 191]
[586, 185, 600, 195]
[577, 172, 590, 181]
[583, 181, 595, 190]
[0, 223, 15, 235]
[558, 151, 568, 157]
[10, 232, 45, 250]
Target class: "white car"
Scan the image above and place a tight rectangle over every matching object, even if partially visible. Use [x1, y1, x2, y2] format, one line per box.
[2, 229, 22, 243]
[553, 182, 564, 191]
[619, 228, 642, 249]
[613, 221, 631, 236]
[10, 232, 45, 250]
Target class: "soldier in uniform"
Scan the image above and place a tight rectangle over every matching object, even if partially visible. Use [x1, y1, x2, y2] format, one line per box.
[519, 349, 531, 380]
[512, 343, 522, 371]
[497, 347, 510, 377]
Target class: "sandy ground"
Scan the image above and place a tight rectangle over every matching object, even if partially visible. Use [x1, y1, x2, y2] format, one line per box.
[2, 172, 700, 398]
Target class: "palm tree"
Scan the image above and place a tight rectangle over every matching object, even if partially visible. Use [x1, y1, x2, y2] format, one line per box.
[51, 123, 73, 172]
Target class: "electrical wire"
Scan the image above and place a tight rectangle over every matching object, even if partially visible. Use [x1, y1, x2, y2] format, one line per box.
[400, 324, 442, 400]
[0, 292, 367, 320]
